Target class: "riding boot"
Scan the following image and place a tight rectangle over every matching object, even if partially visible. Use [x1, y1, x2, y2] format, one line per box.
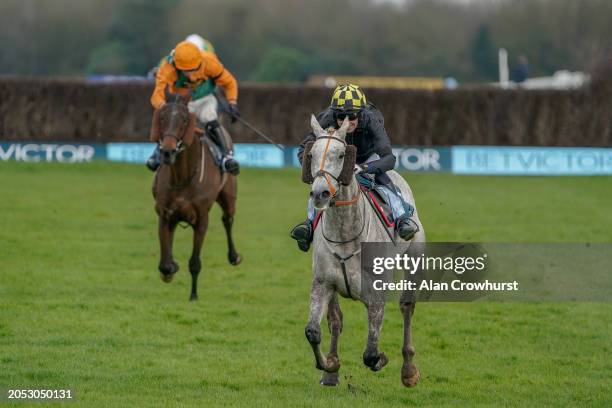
[146, 145, 161, 172]
[396, 216, 419, 241]
[290, 219, 313, 252]
[374, 172, 419, 240]
[206, 120, 240, 175]
[394, 187, 419, 241]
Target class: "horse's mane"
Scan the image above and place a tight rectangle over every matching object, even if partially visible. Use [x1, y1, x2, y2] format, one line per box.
[166, 93, 186, 104]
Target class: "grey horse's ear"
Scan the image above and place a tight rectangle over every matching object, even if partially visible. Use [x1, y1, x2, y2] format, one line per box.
[338, 145, 357, 185]
[337, 117, 350, 140]
[301, 142, 315, 184]
[310, 114, 324, 138]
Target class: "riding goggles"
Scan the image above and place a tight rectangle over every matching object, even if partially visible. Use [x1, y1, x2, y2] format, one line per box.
[335, 112, 359, 121]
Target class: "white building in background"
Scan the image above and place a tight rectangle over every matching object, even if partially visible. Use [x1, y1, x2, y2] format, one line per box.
[497, 48, 589, 90]
[519, 70, 589, 90]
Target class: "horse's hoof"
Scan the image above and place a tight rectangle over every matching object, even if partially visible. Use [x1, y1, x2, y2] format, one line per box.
[160, 273, 174, 283]
[229, 253, 242, 266]
[324, 355, 340, 373]
[189, 294, 198, 301]
[401, 363, 420, 387]
[320, 372, 340, 386]
[371, 352, 388, 371]
[159, 261, 179, 279]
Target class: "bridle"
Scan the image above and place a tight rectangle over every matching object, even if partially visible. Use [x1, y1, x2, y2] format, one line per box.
[315, 133, 364, 300]
[158, 103, 190, 154]
[314, 135, 360, 207]
[159, 134, 185, 154]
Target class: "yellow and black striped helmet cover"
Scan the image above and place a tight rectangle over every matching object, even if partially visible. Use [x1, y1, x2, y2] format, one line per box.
[330, 84, 367, 112]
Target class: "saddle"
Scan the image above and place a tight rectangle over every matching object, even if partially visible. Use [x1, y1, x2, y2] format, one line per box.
[200, 134, 224, 170]
[356, 174, 398, 239]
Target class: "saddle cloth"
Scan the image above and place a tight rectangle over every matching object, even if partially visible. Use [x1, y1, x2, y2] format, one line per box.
[361, 185, 395, 228]
[201, 135, 224, 170]
[356, 173, 397, 229]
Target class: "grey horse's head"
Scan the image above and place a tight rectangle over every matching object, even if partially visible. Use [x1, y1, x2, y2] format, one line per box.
[302, 115, 357, 210]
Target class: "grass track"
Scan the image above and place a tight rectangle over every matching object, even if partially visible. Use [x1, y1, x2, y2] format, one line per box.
[1, 162, 611, 407]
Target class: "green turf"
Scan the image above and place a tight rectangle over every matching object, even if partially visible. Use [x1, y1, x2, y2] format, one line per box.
[0, 162, 610, 407]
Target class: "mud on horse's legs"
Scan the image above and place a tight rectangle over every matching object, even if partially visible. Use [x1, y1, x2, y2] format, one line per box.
[305, 280, 340, 375]
[400, 301, 420, 387]
[320, 294, 343, 386]
[363, 302, 389, 372]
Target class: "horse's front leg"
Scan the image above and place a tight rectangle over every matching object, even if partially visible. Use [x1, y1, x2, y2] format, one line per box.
[305, 279, 339, 374]
[320, 293, 343, 386]
[400, 301, 420, 387]
[158, 219, 179, 282]
[363, 302, 388, 371]
[188, 213, 208, 301]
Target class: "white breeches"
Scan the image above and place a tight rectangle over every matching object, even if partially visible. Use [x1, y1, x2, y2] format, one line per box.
[188, 94, 218, 124]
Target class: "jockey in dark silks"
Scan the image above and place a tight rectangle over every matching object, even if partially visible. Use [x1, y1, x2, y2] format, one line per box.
[290, 84, 419, 252]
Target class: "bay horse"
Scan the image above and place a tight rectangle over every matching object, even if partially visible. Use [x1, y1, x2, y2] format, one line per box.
[150, 92, 241, 301]
[301, 116, 425, 387]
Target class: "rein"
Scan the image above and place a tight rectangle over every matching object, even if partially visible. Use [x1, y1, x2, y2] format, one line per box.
[320, 189, 370, 300]
[313, 132, 366, 300]
[321, 193, 367, 244]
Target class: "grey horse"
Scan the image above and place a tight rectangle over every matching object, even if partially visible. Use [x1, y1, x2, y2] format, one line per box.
[302, 115, 426, 387]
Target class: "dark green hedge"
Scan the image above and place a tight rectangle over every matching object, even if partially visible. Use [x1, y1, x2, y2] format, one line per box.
[1, 77, 610, 146]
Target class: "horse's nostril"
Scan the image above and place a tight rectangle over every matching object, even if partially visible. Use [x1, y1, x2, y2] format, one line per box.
[309, 191, 314, 197]
[321, 191, 331, 199]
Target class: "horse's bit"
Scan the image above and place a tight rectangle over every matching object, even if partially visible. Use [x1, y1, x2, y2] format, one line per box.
[314, 135, 360, 207]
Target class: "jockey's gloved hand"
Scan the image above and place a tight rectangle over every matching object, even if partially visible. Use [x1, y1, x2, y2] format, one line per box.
[228, 103, 240, 123]
[356, 163, 379, 174]
[363, 163, 379, 174]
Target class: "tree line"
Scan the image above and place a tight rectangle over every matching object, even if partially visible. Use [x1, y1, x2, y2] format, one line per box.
[0, 0, 610, 83]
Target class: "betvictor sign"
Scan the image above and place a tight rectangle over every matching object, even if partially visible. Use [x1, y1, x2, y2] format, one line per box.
[0, 143, 104, 163]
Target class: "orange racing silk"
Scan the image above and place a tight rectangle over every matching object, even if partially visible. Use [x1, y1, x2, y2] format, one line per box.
[151, 51, 238, 108]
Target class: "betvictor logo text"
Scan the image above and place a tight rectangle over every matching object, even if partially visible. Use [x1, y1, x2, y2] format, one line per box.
[0, 143, 96, 163]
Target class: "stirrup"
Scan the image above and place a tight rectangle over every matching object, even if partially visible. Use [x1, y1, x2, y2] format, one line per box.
[397, 217, 419, 241]
[222, 156, 240, 175]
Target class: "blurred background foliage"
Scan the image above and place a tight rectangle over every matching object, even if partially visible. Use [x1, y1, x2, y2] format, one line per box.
[0, 0, 610, 82]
